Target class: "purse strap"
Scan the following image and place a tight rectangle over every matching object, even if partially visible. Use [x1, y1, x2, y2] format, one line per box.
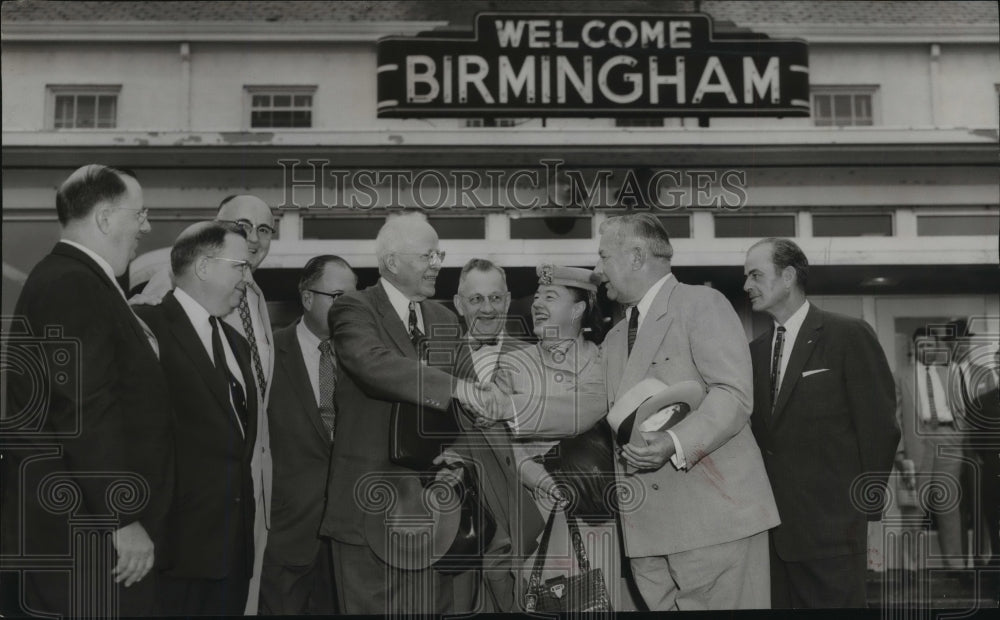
[524, 505, 558, 612]
[565, 513, 591, 573]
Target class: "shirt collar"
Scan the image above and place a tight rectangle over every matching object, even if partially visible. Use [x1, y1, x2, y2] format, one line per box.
[634, 273, 674, 320]
[296, 317, 323, 351]
[380, 277, 417, 324]
[774, 300, 810, 332]
[173, 286, 213, 329]
[60, 239, 119, 289]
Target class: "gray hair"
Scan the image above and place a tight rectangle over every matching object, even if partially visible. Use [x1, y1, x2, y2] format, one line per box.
[375, 211, 430, 266]
[599, 213, 673, 261]
[458, 258, 507, 292]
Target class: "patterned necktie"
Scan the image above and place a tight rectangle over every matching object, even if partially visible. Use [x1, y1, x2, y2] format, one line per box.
[470, 336, 499, 351]
[627, 306, 640, 357]
[210, 317, 248, 436]
[318, 340, 337, 441]
[925, 365, 940, 425]
[408, 301, 424, 344]
[770, 326, 786, 408]
[238, 291, 268, 397]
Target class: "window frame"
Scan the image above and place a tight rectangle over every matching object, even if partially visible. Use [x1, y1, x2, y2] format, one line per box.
[810, 85, 880, 127]
[46, 85, 121, 130]
[243, 85, 317, 130]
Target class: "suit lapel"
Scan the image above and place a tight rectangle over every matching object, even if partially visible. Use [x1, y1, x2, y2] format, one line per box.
[771, 305, 823, 423]
[277, 325, 329, 443]
[163, 293, 243, 434]
[371, 284, 417, 357]
[618, 277, 678, 395]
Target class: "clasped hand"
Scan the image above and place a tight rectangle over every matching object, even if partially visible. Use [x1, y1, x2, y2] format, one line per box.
[454, 380, 514, 428]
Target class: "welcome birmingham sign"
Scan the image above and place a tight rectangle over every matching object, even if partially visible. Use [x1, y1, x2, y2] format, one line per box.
[376, 13, 810, 118]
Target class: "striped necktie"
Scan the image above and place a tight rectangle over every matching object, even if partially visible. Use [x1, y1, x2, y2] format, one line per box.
[238, 292, 268, 396]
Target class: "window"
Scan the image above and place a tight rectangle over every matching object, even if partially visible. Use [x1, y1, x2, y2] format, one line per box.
[813, 213, 892, 237]
[714, 214, 796, 238]
[464, 118, 521, 128]
[510, 216, 591, 240]
[303, 216, 484, 240]
[658, 215, 691, 238]
[616, 117, 664, 128]
[246, 86, 315, 128]
[48, 86, 120, 129]
[811, 86, 877, 127]
[917, 214, 1000, 236]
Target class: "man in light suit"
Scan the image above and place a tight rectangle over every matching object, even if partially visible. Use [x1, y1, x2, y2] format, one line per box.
[478, 214, 780, 610]
[318, 212, 488, 614]
[260, 255, 357, 614]
[895, 326, 967, 570]
[3, 165, 172, 617]
[450, 258, 544, 611]
[744, 237, 899, 607]
[135, 221, 258, 615]
[135, 194, 274, 613]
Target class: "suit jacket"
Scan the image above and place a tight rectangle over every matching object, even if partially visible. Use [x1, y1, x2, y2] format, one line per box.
[749, 304, 899, 561]
[318, 284, 459, 546]
[510, 277, 780, 558]
[264, 321, 332, 567]
[3, 242, 175, 570]
[895, 362, 963, 474]
[135, 291, 258, 579]
[452, 335, 545, 609]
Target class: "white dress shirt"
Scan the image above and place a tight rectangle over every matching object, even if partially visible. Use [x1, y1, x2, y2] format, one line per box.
[380, 277, 424, 333]
[629, 273, 687, 470]
[173, 287, 247, 435]
[771, 300, 811, 397]
[296, 318, 323, 407]
[915, 361, 955, 423]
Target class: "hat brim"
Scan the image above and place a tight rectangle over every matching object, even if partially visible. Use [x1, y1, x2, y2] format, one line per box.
[363, 476, 462, 570]
[629, 381, 706, 447]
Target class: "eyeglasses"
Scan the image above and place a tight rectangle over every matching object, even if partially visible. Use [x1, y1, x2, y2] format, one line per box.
[205, 256, 251, 274]
[117, 206, 149, 223]
[463, 293, 508, 307]
[222, 219, 276, 240]
[307, 289, 345, 301]
[396, 250, 446, 265]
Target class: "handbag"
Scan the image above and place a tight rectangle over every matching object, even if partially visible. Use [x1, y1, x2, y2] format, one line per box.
[541, 420, 618, 525]
[388, 400, 460, 471]
[525, 505, 613, 612]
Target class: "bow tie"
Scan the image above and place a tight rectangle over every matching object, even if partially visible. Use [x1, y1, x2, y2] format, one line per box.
[470, 337, 500, 351]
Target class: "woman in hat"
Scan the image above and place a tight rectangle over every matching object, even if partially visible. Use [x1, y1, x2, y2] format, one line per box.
[493, 264, 638, 611]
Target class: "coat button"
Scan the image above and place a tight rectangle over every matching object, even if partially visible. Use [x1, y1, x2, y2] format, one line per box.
[506, 457, 511, 466]
[234, 497, 241, 503]
[651, 484, 659, 491]
[766, 449, 775, 456]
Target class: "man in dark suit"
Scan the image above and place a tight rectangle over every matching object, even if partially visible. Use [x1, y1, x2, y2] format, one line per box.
[318, 212, 488, 614]
[260, 255, 357, 614]
[134, 221, 258, 615]
[743, 237, 900, 608]
[450, 258, 544, 611]
[2, 164, 172, 617]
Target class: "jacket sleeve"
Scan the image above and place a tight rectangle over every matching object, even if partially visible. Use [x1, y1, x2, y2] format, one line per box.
[845, 319, 901, 481]
[330, 294, 455, 411]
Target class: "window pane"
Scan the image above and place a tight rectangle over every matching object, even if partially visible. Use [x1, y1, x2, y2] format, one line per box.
[273, 95, 291, 107]
[714, 215, 795, 238]
[97, 96, 117, 128]
[293, 95, 311, 107]
[270, 110, 293, 127]
[76, 95, 96, 128]
[54, 95, 74, 128]
[813, 214, 891, 237]
[658, 215, 691, 239]
[250, 110, 271, 127]
[917, 214, 1000, 236]
[854, 95, 871, 120]
[832, 94, 852, 125]
[813, 95, 831, 119]
[292, 110, 311, 127]
[252, 94, 269, 108]
[304, 217, 484, 240]
[510, 217, 591, 240]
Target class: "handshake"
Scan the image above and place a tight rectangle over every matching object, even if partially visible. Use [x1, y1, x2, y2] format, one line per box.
[453, 379, 516, 428]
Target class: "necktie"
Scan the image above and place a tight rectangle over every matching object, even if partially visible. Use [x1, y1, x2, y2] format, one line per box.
[408, 301, 424, 346]
[925, 365, 940, 425]
[238, 291, 268, 397]
[627, 306, 640, 357]
[210, 317, 248, 436]
[770, 325, 786, 408]
[318, 340, 337, 442]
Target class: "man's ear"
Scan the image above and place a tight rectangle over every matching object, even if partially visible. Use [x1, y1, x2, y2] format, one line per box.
[95, 203, 114, 234]
[781, 265, 796, 288]
[301, 290, 313, 311]
[629, 246, 644, 270]
[195, 256, 210, 281]
[453, 295, 465, 317]
[384, 254, 399, 275]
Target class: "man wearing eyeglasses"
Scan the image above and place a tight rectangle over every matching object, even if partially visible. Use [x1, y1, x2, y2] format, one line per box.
[133, 221, 258, 615]
[260, 255, 356, 615]
[3, 164, 172, 617]
[134, 194, 276, 614]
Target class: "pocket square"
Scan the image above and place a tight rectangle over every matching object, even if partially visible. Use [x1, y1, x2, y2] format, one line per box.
[802, 368, 829, 377]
